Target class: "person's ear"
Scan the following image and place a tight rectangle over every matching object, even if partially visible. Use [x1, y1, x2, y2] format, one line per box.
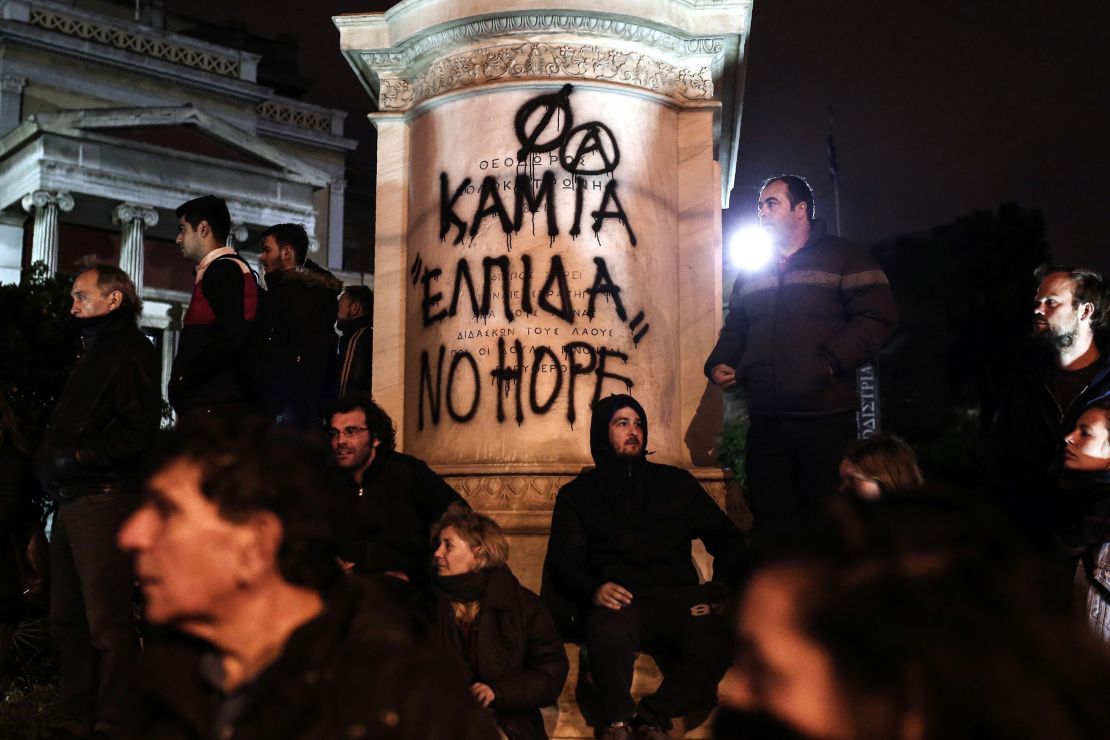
[106, 290, 123, 312]
[235, 511, 284, 586]
[1078, 301, 1095, 322]
[198, 220, 211, 240]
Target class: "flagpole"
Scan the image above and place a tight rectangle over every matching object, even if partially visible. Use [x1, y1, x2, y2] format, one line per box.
[826, 110, 841, 236]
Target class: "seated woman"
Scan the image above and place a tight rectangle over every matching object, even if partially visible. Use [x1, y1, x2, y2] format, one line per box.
[1055, 399, 1110, 642]
[430, 503, 569, 740]
[837, 433, 924, 499]
[717, 494, 1110, 739]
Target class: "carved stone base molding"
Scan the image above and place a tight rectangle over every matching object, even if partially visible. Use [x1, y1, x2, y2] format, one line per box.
[442, 464, 749, 534]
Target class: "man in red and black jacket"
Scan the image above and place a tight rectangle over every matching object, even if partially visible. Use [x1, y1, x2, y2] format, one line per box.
[169, 196, 259, 422]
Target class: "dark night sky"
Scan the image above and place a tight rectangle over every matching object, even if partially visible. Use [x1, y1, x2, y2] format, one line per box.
[164, 0, 1110, 272]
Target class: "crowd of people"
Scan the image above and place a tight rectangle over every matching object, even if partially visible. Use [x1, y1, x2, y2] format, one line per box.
[1, 180, 1109, 740]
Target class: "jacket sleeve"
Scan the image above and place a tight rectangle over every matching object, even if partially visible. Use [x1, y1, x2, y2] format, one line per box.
[820, 251, 898, 376]
[684, 472, 747, 588]
[77, 338, 162, 469]
[704, 275, 749, 378]
[187, 259, 252, 379]
[545, 489, 597, 603]
[487, 592, 569, 712]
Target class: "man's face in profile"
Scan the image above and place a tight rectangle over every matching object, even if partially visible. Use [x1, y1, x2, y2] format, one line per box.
[608, 406, 643, 459]
[328, 408, 379, 472]
[117, 458, 251, 629]
[1032, 273, 1083, 350]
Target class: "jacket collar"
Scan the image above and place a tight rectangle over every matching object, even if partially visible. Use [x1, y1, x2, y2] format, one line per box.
[76, 308, 134, 350]
[194, 246, 239, 283]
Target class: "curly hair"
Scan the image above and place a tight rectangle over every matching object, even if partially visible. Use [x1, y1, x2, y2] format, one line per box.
[324, 393, 396, 453]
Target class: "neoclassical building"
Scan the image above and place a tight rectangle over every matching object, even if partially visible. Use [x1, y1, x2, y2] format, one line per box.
[0, 0, 366, 390]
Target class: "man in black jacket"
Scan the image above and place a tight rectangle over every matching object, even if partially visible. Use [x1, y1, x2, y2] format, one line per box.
[36, 262, 161, 739]
[705, 175, 897, 539]
[257, 223, 341, 429]
[116, 417, 496, 740]
[992, 265, 1110, 547]
[326, 394, 466, 586]
[169, 196, 259, 422]
[544, 394, 747, 740]
[333, 285, 373, 397]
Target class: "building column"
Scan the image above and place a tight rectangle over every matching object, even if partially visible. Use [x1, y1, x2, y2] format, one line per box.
[113, 203, 158, 294]
[21, 190, 74, 277]
[327, 178, 346, 270]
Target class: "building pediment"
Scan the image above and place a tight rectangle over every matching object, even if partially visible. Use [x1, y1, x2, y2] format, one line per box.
[2, 104, 331, 186]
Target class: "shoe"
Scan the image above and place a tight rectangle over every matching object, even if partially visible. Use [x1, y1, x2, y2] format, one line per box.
[600, 721, 634, 740]
[633, 722, 671, 740]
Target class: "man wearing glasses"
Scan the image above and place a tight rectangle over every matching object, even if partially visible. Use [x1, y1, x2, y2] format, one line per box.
[325, 393, 465, 586]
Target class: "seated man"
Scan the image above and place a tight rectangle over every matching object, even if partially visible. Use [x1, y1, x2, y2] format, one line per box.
[326, 393, 466, 585]
[543, 394, 747, 740]
[117, 417, 496, 740]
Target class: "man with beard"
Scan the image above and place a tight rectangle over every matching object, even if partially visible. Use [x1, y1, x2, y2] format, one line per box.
[36, 262, 160, 739]
[255, 223, 341, 429]
[332, 285, 373, 397]
[325, 394, 464, 586]
[543, 394, 746, 740]
[992, 265, 1110, 546]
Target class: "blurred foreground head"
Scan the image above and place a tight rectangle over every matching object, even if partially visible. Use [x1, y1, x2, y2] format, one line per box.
[117, 415, 344, 631]
[720, 494, 1110, 740]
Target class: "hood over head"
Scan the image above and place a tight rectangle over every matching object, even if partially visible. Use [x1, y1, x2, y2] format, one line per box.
[590, 393, 648, 466]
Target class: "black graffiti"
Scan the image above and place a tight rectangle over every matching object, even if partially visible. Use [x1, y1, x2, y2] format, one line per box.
[515, 84, 574, 160]
[419, 252, 642, 327]
[585, 256, 626, 321]
[560, 121, 620, 175]
[441, 172, 633, 245]
[628, 311, 650, 345]
[591, 179, 636, 246]
[439, 84, 635, 246]
[440, 173, 470, 245]
[419, 339, 634, 430]
[419, 345, 482, 430]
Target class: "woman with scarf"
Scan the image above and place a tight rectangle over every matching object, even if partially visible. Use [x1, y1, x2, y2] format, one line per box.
[1055, 398, 1110, 641]
[430, 503, 568, 739]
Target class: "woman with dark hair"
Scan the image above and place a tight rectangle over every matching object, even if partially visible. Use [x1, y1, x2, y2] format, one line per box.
[429, 503, 568, 739]
[1054, 398, 1110, 641]
[717, 495, 1110, 739]
[837, 433, 924, 499]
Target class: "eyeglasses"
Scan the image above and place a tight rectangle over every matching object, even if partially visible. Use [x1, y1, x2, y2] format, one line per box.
[327, 426, 369, 440]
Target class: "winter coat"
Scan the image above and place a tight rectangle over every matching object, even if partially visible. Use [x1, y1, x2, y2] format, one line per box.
[255, 264, 341, 426]
[340, 450, 465, 585]
[704, 220, 897, 417]
[35, 309, 161, 501]
[126, 577, 499, 740]
[431, 566, 569, 740]
[334, 314, 373, 397]
[991, 353, 1110, 545]
[542, 394, 747, 637]
[169, 249, 259, 414]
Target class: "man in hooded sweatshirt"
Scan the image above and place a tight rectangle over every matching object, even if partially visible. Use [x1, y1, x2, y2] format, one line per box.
[543, 394, 747, 740]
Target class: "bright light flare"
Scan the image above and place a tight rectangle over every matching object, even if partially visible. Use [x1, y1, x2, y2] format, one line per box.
[729, 226, 773, 271]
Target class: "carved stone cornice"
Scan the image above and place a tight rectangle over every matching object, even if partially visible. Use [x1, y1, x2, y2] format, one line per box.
[388, 41, 712, 111]
[360, 13, 725, 70]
